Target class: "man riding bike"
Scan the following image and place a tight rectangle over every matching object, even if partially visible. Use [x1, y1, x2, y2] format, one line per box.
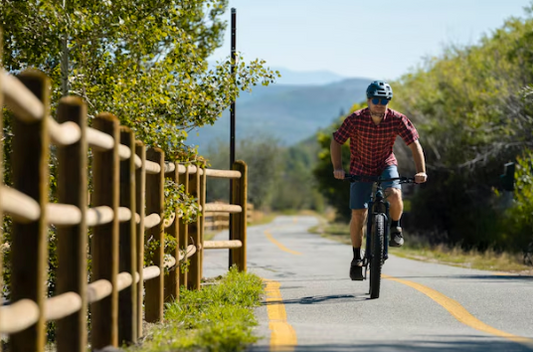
[330, 80, 427, 280]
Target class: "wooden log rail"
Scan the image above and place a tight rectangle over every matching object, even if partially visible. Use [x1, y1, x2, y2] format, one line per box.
[204, 202, 254, 231]
[202, 165, 248, 272]
[0, 67, 249, 352]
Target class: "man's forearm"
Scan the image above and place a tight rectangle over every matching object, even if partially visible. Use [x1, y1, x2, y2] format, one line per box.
[330, 139, 343, 169]
[410, 141, 426, 173]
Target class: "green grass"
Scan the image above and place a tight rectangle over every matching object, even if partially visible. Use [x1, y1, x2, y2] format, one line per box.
[315, 219, 533, 275]
[309, 220, 351, 245]
[128, 267, 264, 352]
[248, 212, 278, 226]
[390, 239, 533, 274]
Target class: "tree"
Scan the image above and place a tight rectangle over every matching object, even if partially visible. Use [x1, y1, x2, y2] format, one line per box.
[271, 142, 325, 212]
[204, 135, 283, 209]
[384, 6, 533, 250]
[313, 105, 365, 222]
[1, 0, 278, 159]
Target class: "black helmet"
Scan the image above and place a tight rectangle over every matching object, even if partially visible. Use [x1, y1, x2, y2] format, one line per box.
[366, 80, 393, 100]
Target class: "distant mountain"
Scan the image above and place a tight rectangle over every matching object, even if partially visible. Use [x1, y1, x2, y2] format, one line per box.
[272, 67, 349, 85]
[186, 77, 373, 152]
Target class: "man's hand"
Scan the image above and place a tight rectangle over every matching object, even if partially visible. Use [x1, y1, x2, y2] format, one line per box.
[414, 172, 427, 183]
[333, 169, 346, 179]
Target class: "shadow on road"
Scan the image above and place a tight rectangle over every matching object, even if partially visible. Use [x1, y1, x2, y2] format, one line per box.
[261, 294, 370, 306]
[394, 274, 533, 282]
[247, 337, 533, 351]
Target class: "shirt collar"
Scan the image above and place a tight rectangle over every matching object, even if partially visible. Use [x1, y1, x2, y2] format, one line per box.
[364, 107, 390, 121]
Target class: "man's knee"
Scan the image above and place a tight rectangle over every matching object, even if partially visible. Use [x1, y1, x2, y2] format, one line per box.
[351, 209, 367, 225]
[386, 188, 402, 204]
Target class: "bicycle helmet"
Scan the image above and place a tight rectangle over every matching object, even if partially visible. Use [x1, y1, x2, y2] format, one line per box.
[366, 80, 393, 100]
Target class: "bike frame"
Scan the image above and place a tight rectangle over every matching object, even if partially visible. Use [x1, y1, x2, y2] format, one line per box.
[344, 174, 415, 278]
[364, 182, 390, 271]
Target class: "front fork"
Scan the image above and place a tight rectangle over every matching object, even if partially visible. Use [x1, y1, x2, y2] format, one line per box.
[364, 200, 390, 266]
[384, 201, 390, 260]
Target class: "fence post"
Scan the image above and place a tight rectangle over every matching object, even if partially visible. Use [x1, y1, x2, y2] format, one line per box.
[179, 167, 189, 289]
[91, 113, 120, 349]
[10, 71, 50, 352]
[134, 141, 146, 338]
[56, 97, 88, 352]
[0, 29, 3, 332]
[230, 161, 247, 271]
[199, 164, 207, 281]
[145, 148, 164, 322]
[164, 163, 180, 302]
[187, 167, 201, 290]
[118, 127, 137, 344]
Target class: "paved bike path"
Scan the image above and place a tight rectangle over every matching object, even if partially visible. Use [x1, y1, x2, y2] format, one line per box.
[202, 215, 533, 352]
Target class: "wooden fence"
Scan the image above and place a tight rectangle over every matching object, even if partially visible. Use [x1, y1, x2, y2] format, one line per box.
[0, 68, 248, 352]
[204, 203, 254, 231]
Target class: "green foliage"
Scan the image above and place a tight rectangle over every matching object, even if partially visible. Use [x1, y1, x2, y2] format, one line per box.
[204, 134, 325, 212]
[205, 135, 284, 208]
[270, 140, 325, 212]
[313, 103, 364, 222]
[127, 267, 263, 352]
[0, 0, 278, 160]
[500, 150, 533, 248]
[312, 6, 533, 250]
[164, 179, 200, 222]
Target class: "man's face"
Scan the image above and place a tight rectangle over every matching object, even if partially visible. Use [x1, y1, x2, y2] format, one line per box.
[368, 97, 389, 115]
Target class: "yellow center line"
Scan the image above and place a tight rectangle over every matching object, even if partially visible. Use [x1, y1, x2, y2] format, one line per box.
[264, 279, 297, 351]
[264, 230, 302, 255]
[384, 274, 533, 349]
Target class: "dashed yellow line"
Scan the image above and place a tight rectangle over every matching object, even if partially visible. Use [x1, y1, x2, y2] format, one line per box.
[264, 279, 297, 351]
[384, 274, 533, 349]
[264, 230, 302, 256]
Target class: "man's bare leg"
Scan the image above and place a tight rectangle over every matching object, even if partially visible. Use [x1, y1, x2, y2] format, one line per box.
[350, 209, 367, 248]
[386, 188, 403, 220]
[349, 209, 367, 280]
[385, 188, 404, 246]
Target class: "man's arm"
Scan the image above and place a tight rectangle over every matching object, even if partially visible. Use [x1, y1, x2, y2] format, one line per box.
[408, 140, 427, 183]
[330, 139, 345, 179]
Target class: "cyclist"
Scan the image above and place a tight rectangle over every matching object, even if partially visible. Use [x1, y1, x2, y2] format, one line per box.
[330, 81, 427, 280]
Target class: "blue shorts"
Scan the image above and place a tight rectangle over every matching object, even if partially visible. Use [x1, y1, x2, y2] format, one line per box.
[349, 165, 401, 210]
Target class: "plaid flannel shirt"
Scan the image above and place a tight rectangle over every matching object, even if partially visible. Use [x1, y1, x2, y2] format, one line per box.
[332, 107, 419, 176]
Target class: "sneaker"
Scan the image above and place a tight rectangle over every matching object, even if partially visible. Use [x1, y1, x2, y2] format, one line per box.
[349, 258, 364, 280]
[389, 226, 404, 247]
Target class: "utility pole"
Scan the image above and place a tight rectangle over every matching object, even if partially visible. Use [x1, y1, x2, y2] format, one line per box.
[229, 7, 236, 268]
[230, 8, 237, 167]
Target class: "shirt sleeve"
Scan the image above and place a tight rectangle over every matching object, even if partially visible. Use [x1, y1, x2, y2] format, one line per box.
[332, 115, 355, 145]
[397, 115, 419, 146]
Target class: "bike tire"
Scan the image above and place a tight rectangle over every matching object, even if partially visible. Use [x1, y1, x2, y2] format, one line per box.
[369, 214, 385, 299]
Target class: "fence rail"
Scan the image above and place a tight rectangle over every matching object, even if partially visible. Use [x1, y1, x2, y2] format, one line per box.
[0, 67, 248, 352]
[204, 203, 254, 232]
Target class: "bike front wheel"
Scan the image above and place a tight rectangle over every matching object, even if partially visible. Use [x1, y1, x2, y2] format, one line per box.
[369, 213, 385, 299]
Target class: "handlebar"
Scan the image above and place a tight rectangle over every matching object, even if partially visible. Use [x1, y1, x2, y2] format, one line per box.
[344, 174, 417, 184]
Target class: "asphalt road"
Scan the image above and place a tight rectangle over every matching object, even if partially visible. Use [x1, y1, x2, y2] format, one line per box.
[202, 215, 533, 352]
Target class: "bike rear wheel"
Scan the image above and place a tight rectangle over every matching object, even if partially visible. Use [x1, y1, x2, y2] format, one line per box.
[369, 214, 385, 299]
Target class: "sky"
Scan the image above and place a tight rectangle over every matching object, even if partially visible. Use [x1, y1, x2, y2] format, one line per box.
[209, 0, 533, 81]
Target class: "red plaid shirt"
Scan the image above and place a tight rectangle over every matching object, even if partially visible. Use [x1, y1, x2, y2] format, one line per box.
[333, 107, 419, 176]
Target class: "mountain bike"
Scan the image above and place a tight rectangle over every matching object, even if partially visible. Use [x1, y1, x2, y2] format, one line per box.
[344, 174, 416, 299]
